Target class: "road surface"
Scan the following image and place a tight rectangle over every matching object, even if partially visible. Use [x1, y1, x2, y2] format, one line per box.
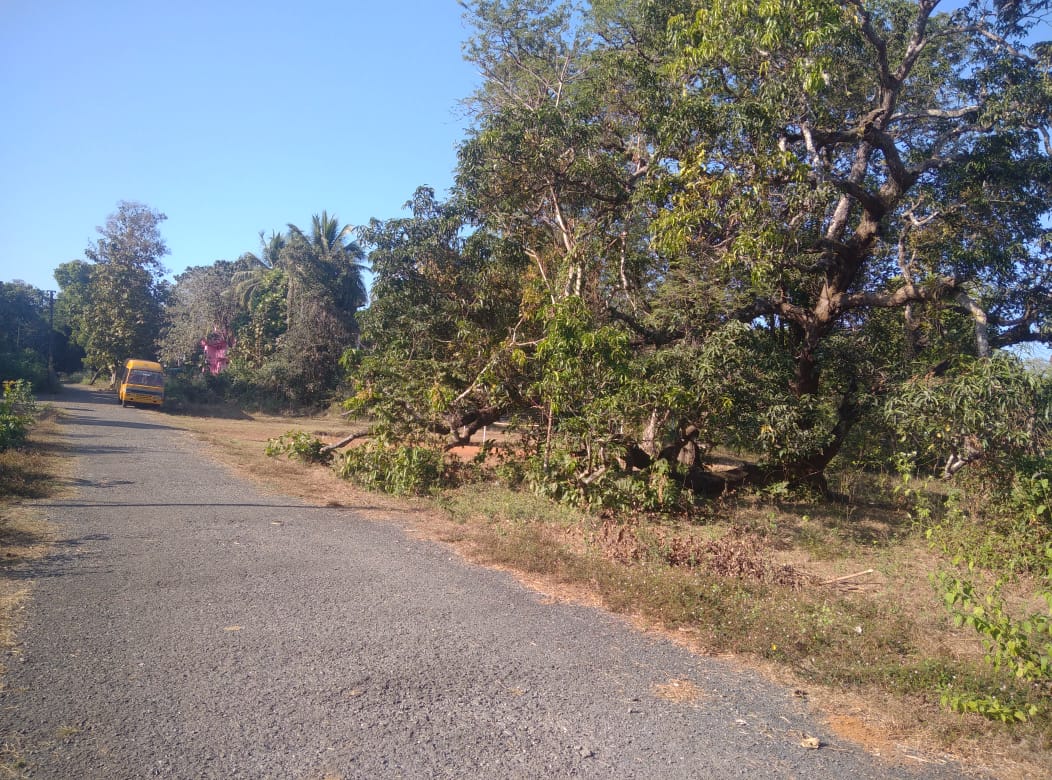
[0, 384, 970, 778]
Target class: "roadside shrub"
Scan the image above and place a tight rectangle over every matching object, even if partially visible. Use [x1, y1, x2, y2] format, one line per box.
[334, 440, 445, 496]
[265, 431, 332, 464]
[523, 449, 689, 514]
[164, 370, 233, 407]
[0, 379, 38, 450]
[885, 354, 1049, 479]
[934, 550, 1052, 723]
[0, 349, 48, 390]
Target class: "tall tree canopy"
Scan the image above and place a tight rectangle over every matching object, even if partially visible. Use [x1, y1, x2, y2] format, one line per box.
[58, 202, 170, 386]
[646, 0, 1052, 480]
[0, 280, 51, 384]
[356, 0, 1051, 497]
[160, 260, 244, 365]
[353, 187, 526, 443]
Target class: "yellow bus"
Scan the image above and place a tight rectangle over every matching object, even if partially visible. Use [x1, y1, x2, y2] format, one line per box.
[118, 360, 165, 408]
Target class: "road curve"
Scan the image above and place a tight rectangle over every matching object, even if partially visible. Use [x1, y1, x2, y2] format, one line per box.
[1, 384, 969, 779]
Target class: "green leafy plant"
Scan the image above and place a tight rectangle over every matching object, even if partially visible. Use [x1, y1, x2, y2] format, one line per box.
[333, 439, 445, 496]
[264, 431, 331, 464]
[0, 379, 38, 451]
[934, 550, 1052, 723]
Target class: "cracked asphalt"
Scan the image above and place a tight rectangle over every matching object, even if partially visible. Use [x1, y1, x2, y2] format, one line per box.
[0, 384, 974, 778]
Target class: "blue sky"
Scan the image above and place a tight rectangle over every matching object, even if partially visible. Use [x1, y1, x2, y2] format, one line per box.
[0, 0, 479, 292]
[1, 1, 1047, 298]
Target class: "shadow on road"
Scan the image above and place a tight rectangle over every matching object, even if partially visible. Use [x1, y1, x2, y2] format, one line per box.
[59, 478, 135, 489]
[0, 533, 113, 581]
[59, 416, 178, 432]
[41, 387, 117, 404]
[49, 439, 141, 455]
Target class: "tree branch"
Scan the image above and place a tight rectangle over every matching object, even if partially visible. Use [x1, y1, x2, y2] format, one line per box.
[839, 276, 959, 311]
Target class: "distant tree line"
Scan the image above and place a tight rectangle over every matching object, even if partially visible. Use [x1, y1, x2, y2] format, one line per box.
[0, 281, 83, 388]
[1, 202, 366, 409]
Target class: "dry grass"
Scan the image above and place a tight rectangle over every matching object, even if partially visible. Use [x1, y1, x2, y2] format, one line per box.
[0, 408, 69, 690]
[169, 411, 417, 521]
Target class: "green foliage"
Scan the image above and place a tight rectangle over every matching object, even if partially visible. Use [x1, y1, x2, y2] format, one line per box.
[351, 187, 524, 437]
[264, 431, 331, 464]
[159, 261, 242, 366]
[0, 349, 48, 391]
[229, 212, 364, 406]
[887, 355, 1052, 568]
[0, 281, 62, 388]
[0, 380, 38, 451]
[885, 354, 1050, 477]
[1011, 472, 1052, 530]
[924, 495, 1051, 578]
[156, 210, 366, 409]
[349, 0, 1052, 511]
[531, 296, 630, 427]
[589, 458, 688, 513]
[934, 552, 1052, 723]
[133, 0, 1052, 527]
[58, 202, 170, 383]
[521, 441, 688, 513]
[162, 369, 232, 407]
[333, 439, 445, 496]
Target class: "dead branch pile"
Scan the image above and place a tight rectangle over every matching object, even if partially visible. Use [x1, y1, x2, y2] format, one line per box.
[597, 521, 808, 588]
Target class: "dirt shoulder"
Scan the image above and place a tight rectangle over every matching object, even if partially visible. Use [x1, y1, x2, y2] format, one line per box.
[0, 406, 73, 688]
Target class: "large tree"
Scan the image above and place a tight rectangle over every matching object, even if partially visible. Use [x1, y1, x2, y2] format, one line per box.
[354, 187, 526, 445]
[60, 202, 170, 386]
[160, 260, 244, 366]
[351, 1, 1049, 501]
[642, 0, 1052, 482]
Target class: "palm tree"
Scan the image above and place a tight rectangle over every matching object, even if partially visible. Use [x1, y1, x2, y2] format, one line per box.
[232, 230, 288, 310]
[284, 211, 368, 332]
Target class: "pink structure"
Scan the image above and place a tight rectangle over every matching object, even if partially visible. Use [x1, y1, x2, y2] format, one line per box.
[201, 332, 231, 375]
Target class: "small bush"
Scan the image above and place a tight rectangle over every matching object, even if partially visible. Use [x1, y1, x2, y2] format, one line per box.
[523, 449, 689, 514]
[0, 380, 37, 451]
[265, 431, 332, 464]
[334, 440, 445, 496]
[934, 551, 1052, 723]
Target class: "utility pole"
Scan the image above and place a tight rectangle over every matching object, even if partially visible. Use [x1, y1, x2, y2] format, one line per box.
[46, 289, 56, 392]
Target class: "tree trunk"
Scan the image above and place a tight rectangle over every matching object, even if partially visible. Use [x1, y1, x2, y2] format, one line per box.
[781, 379, 861, 493]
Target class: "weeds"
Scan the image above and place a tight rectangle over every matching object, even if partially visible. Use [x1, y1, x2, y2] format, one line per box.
[0, 380, 36, 452]
[333, 440, 446, 496]
[265, 431, 332, 464]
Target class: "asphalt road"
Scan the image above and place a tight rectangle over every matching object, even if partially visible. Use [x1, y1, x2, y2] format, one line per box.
[0, 384, 972, 778]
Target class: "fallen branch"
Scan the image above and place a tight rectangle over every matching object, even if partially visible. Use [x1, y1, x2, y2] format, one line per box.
[320, 431, 370, 455]
[820, 568, 875, 585]
[582, 466, 608, 485]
